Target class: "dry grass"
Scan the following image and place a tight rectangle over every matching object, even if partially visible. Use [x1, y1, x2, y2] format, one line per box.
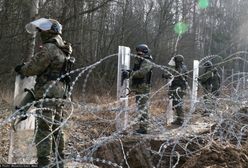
[0, 89, 13, 105]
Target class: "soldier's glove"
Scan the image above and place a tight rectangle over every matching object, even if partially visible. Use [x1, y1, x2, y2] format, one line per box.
[162, 73, 171, 79]
[121, 70, 132, 86]
[122, 70, 131, 79]
[14, 63, 25, 74]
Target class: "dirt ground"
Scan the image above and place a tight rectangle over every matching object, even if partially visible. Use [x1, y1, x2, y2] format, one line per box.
[182, 142, 248, 168]
[0, 99, 11, 164]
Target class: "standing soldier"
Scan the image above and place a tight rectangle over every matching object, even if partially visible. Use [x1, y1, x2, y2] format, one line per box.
[122, 44, 153, 134]
[198, 61, 221, 115]
[14, 18, 73, 168]
[163, 55, 188, 126]
[198, 61, 221, 97]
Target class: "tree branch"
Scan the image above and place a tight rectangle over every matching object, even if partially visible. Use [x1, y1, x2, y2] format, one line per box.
[62, 0, 114, 24]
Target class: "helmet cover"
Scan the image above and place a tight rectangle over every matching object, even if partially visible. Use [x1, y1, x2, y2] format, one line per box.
[25, 18, 62, 34]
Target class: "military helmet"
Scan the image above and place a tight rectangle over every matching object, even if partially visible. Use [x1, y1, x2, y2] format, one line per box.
[136, 44, 149, 54]
[174, 54, 184, 63]
[48, 19, 62, 34]
[203, 61, 213, 68]
[25, 18, 62, 34]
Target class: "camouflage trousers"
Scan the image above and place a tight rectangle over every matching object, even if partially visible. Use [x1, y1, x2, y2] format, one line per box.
[35, 102, 65, 168]
[203, 94, 217, 114]
[136, 93, 150, 131]
[14, 92, 65, 167]
[169, 87, 185, 121]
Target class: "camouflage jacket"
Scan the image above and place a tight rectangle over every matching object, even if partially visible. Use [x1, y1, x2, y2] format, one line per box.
[198, 67, 220, 92]
[170, 64, 188, 90]
[211, 69, 221, 91]
[20, 35, 68, 99]
[130, 56, 153, 93]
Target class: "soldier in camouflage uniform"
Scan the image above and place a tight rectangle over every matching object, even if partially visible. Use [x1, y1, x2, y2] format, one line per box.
[15, 18, 72, 168]
[122, 44, 153, 134]
[198, 61, 221, 97]
[198, 61, 221, 115]
[163, 55, 188, 125]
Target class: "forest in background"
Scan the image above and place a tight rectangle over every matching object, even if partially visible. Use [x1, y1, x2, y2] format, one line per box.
[1, 0, 248, 97]
[1, 1, 248, 167]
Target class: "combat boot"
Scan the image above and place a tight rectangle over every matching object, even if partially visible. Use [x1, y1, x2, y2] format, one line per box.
[135, 128, 147, 134]
[171, 118, 183, 126]
[135, 124, 148, 134]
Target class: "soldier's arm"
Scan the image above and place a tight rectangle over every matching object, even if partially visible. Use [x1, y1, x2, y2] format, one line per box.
[182, 65, 188, 81]
[20, 46, 51, 76]
[130, 60, 152, 78]
[198, 71, 212, 83]
[162, 73, 172, 79]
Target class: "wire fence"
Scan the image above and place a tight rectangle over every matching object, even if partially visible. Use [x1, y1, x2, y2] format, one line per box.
[0, 52, 248, 167]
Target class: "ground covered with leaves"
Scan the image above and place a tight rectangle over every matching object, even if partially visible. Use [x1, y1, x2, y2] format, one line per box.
[0, 99, 11, 163]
